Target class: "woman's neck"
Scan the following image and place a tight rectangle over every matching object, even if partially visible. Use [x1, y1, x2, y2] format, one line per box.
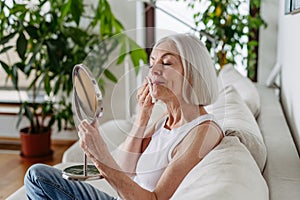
[164, 101, 207, 130]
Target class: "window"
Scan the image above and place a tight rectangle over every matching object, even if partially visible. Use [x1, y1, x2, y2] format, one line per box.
[154, 1, 249, 76]
[286, 0, 300, 14]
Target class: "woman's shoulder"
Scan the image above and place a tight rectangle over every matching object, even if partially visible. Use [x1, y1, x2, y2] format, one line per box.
[179, 118, 223, 149]
[195, 114, 224, 136]
[192, 119, 224, 140]
[173, 121, 224, 160]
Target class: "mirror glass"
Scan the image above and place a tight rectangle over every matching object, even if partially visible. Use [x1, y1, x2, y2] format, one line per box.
[73, 64, 103, 124]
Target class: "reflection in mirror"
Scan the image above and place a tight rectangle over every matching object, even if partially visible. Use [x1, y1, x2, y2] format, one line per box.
[73, 64, 103, 124]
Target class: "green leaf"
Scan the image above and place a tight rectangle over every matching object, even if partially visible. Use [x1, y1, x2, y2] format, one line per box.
[11, 65, 19, 90]
[0, 45, 13, 54]
[248, 40, 258, 47]
[0, 32, 17, 45]
[46, 40, 59, 68]
[16, 105, 24, 129]
[16, 32, 27, 60]
[0, 61, 10, 76]
[44, 73, 51, 96]
[28, 75, 40, 91]
[104, 69, 117, 83]
[61, 0, 72, 20]
[70, 0, 83, 26]
[128, 38, 148, 74]
[10, 4, 26, 15]
[98, 78, 106, 95]
[117, 38, 127, 64]
[63, 26, 89, 46]
[130, 49, 148, 74]
[25, 26, 39, 39]
[53, 76, 61, 95]
[23, 102, 34, 128]
[48, 117, 56, 130]
[15, 62, 26, 73]
[112, 18, 124, 33]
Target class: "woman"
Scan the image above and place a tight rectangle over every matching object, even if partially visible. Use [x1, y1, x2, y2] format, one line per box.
[24, 33, 224, 200]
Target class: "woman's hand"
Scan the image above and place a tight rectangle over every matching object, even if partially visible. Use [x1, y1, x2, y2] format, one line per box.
[136, 79, 155, 126]
[78, 120, 110, 166]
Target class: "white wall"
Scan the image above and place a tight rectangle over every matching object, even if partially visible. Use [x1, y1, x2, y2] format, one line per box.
[277, 0, 300, 152]
[258, 0, 279, 83]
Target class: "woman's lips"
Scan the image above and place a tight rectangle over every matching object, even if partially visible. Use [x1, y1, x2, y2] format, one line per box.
[152, 81, 164, 85]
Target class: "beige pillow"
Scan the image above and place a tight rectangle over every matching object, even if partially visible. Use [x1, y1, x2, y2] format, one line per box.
[218, 64, 261, 118]
[171, 136, 268, 200]
[205, 86, 266, 171]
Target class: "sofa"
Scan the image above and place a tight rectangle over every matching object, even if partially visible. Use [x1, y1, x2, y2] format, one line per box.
[7, 65, 300, 199]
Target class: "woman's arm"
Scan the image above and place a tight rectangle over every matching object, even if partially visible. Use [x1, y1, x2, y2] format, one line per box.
[116, 118, 155, 176]
[78, 120, 157, 199]
[79, 120, 223, 200]
[115, 80, 156, 175]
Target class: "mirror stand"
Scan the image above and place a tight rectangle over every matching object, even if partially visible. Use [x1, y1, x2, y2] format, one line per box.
[62, 163, 103, 181]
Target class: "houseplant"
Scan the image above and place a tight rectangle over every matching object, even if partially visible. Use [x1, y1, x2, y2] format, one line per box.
[180, 0, 266, 80]
[0, 0, 147, 158]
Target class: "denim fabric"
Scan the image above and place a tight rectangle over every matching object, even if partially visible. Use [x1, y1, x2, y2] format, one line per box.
[24, 164, 117, 200]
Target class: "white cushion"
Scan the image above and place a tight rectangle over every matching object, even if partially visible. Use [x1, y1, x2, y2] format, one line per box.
[205, 86, 266, 171]
[171, 136, 268, 200]
[218, 64, 261, 118]
[62, 119, 132, 163]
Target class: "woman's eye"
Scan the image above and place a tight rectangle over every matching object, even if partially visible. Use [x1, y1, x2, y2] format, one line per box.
[162, 62, 171, 66]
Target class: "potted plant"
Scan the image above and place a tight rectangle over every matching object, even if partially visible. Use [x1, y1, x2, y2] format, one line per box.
[0, 0, 147, 159]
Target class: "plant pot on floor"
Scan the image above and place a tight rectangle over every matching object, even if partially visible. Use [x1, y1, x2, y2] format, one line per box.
[20, 127, 53, 159]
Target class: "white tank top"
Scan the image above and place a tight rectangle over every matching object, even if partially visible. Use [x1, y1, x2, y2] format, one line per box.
[133, 114, 218, 191]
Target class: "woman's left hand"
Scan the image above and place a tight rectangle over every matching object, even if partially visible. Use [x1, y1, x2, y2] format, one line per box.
[78, 120, 110, 166]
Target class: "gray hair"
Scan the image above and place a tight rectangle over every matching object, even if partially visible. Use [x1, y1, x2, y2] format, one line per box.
[153, 33, 218, 106]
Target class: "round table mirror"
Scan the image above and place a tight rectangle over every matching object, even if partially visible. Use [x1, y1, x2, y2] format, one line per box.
[62, 64, 103, 181]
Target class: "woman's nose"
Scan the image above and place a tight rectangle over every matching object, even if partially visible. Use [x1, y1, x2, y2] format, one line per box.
[150, 63, 162, 75]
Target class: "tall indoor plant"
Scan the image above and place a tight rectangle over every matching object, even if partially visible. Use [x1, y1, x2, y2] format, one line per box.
[0, 0, 147, 158]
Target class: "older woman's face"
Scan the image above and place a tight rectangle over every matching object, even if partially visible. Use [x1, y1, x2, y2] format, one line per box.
[149, 41, 184, 102]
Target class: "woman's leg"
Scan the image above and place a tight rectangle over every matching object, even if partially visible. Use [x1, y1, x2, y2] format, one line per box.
[24, 163, 116, 200]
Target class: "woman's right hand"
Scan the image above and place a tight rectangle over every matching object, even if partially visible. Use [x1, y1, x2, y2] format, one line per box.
[136, 79, 155, 127]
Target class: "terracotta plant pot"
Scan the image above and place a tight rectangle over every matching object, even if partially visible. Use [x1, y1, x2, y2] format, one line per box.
[20, 127, 53, 158]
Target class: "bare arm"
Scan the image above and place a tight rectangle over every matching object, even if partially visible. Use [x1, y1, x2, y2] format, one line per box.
[116, 118, 155, 176]
[79, 120, 157, 200]
[115, 80, 156, 175]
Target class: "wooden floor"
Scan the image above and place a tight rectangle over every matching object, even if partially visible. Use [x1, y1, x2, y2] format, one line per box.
[0, 140, 75, 200]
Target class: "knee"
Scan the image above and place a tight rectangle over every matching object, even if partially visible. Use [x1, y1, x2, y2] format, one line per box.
[24, 164, 50, 186]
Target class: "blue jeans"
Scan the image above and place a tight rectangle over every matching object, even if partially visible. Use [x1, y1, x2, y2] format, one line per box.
[24, 164, 117, 200]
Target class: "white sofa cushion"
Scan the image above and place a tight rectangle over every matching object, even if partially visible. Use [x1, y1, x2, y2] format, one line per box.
[205, 86, 266, 171]
[62, 119, 132, 163]
[171, 136, 268, 200]
[218, 64, 261, 118]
